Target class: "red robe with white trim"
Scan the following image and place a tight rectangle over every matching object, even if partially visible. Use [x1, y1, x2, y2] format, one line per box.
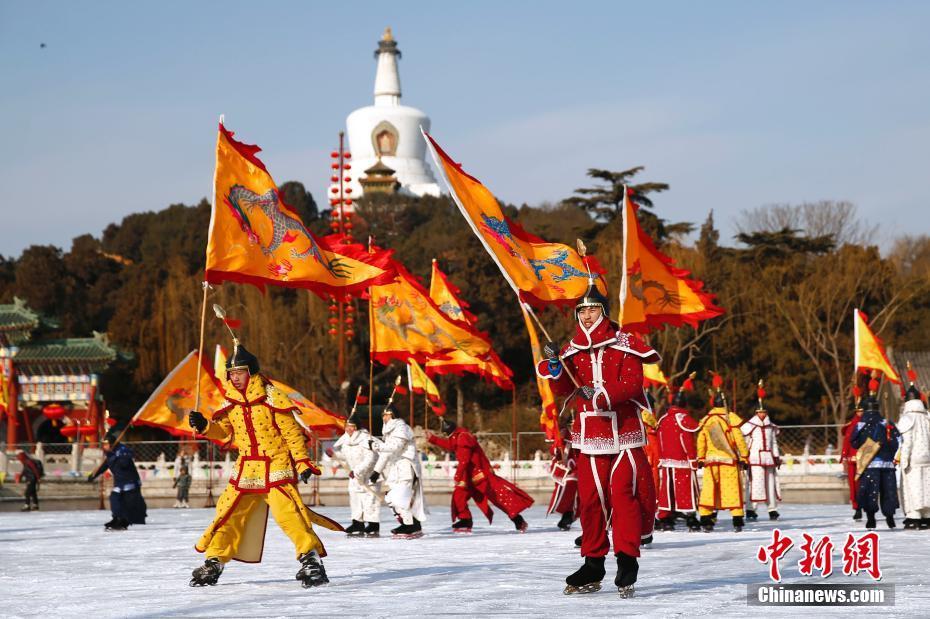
[536, 316, 659, 559]
[655, 405, 700, 516]
[548, 425, 579, 516]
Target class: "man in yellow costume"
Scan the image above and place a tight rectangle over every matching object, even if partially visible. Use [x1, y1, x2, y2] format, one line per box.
[187, 341, 341, 587]
[696, 387, 749, 532]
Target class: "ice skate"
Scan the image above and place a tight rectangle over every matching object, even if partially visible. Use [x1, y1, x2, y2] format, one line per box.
[686, 513, 701, 532]
[768, 510, 780, 521]
[886, 516, 896, 529]
[574, 535, 583, 547]
[296, 551, 329, 588]
[615, 552, 638, 599]
[345, 519, 365, 537]
[20, 504, 31, 512]
[363, 522, 380, 537]
[189, 558, 223, 587]
[640, 534, 653, 547]
[173, 500, 181, 509]
[556, 511, 573, 531]
[745, 509, 758, 522]
[853, 508, 862, 521]
[732, 515, 745, 532]
[700, 515, 714, 532]
[393, 519, 424, 539]
[903, 518, 918, 530]
[106, 517, 129, 531]
[511, 514, 528, 533]
[563, 556, 605, 595]
[452, 518, 473, 533]
[866, 513, 877, 529]
[920, 518, 930, 530]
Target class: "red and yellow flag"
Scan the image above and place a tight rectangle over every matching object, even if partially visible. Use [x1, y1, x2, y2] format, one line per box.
[369, 252, 491, 365]
[408, 359, 442, 402]
[619, 189, 724, 333]
[521, 303, 559, 444]
[426, 260, 515, 390]
[425, 132, 606, 308]
[854, 309, 901, 383]
[643, 363, 668, 388]
[132, 351, 228, 438]
[206, 121, 394, 298]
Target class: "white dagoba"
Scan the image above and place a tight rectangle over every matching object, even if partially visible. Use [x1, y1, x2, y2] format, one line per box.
[344, 28, 441, 198]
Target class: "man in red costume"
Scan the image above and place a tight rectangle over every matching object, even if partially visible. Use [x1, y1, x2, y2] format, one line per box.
[655, 382, 701, 532]
[537, 282, 659, 598]
[548, 418, 579, 531]
[427, 417, 533, 533]
[841, 398, 864, 521]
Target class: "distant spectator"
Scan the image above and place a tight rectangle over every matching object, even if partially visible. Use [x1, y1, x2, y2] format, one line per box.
[16, 451, 43, 511]
[173, 465, 192, 508]
[88, 432, 147, 529]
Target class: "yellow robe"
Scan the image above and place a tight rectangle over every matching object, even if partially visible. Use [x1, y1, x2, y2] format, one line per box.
[195, 374, 341, 563]
[697, 407, 749, 515]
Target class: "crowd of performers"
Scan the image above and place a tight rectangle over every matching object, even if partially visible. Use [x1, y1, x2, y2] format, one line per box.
[93, 278, 924, 594]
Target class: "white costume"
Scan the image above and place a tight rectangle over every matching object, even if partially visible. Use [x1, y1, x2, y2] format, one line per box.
[373, 417, 428, 525]
[741, 414, 781, 512]
[898, 398, 930, 523]
[331, 428, 381, 524]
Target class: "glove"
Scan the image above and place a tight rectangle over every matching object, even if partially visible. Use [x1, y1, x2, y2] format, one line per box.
[369, 471, 380, 484]
[774, 457, 782, 468]
[578, 385, 596, 401]
[188, 410, 208, 433]
[300, 464, 321, 483]
[368, 439, 375, 450]
[542, 341, 560, 361]
[739, 461, 748, 471]
[349, 471, 355, 479]
[325, 447, 335, 458]
[87, 473, 97, 483]
[696, 460, 705, 469]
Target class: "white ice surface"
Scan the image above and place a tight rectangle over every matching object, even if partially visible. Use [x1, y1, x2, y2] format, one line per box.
[1, 503, 928, 618]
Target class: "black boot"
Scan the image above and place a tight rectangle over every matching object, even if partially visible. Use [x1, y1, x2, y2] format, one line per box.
[190, 558, 224, 586]
[768, 510, 780, 521]
[296, 551, 329, 588]
[614, 552, 639, 599]
[732, 516, 744, 532]
[452, 518, 473, 533]
[686, 513, 701, 532]
[853, 507, 862, 521]
[393, 519, 424, 539]
[557, 511, 573, 531]
[363, 522, 380, 537]
[903, 518, 918, 530]
[345, 520, 365, 536]
[886, 516, 896, 529]
[108, 518, 129, 531]
[640, 534, 653, 547]
[920, 518, 930, 530]
[746, 509, 758, 522]
[661, 516, 676, 531]
[511, 514, 528, 533]
[564, 556, 606, 594]
[574, 534, 583, 547]
[865, 513, 877, 529]
[700, 515, 714, 532]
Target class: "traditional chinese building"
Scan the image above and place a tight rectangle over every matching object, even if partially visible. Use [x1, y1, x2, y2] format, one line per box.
[0, 298, 117, 448]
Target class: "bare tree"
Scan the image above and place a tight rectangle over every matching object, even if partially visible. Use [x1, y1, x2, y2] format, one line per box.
[736, 201, 876, 246]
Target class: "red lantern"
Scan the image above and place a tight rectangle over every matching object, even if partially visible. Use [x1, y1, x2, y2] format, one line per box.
[345, 222, 353, 231]
[330, 187, 338, 194]
[60, 425, 79, 439]
[345, 305, 355, 314]
[344, 176, 351, 183]
[330, 221, 340, 230]
[331, 163, 339, 170]
[345, 330, 355, 339]
[344, 152, 351, 159]
[345, 188, 353, 194]
[330, 176, 338, 183]
[328, 304, 338, 313]
[330, 151, 339, 158]
[328, 317, 339, 325]
[344, 164, 352, 170]
[43, 403, 67, 422]
[329, 198, 339, 206]
[344, 199, 353, 207]
[78, 424, 97, 438]
[328, 328, 338, 336]
[344, 316, 355, 326]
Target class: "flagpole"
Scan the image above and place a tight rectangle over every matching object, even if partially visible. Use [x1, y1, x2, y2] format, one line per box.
[407, 365, 414, 428]
[619, 185, 629, 325]
[194, 281, 209, 411]
[522, 301, 581, 388]
[368, 237, 375, 432]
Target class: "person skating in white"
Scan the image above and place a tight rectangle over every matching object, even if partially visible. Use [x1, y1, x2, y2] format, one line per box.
[370, 406, 428, 538]
[741, 381, 781, 521]
[898, 378, 930, 530]
[328, 413, 381, 537]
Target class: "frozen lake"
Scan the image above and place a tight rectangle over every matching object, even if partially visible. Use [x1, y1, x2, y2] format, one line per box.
[1, 503, 927, 617]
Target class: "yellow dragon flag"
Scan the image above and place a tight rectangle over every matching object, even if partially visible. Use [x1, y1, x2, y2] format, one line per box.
[133, 351, 227, 438]
[521, 303, 559, 443]
[370, 251, 491, 365]
[213, 346, 345, 434]
[206, 121, 394, 298]
[426, 260, 515, 390]
[424, 131, 606, 308]
[854, 309, 901, 383]
[619, 189, 724, 333]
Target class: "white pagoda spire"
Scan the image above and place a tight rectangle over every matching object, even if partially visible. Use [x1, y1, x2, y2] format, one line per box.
[374, 27, 401, 106]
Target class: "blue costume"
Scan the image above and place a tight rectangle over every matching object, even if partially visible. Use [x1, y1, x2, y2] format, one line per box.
[851, 398, 899, 527]
[93, 443, 148, 527]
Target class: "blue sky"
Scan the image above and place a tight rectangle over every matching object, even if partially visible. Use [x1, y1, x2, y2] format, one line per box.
[2, 1, 928, 257]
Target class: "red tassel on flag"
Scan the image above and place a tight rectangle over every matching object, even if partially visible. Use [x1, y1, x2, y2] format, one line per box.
[356, 395, 369, 404]
[394, 385, 409, 395]
[223, 318, 242, 329]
